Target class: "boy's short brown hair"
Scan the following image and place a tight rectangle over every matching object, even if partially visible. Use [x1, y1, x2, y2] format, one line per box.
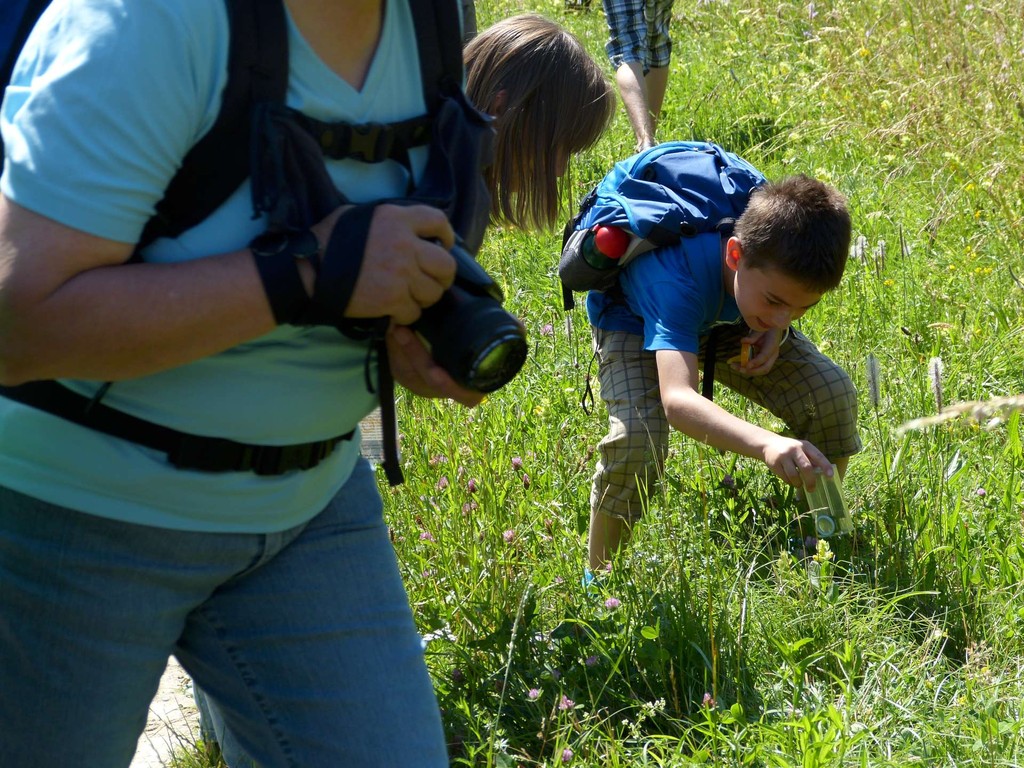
[734, 175, 852, 293]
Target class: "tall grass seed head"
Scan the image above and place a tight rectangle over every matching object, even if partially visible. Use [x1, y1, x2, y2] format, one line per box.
[929, 356, 945, 412]
[866, 353, 881, 408]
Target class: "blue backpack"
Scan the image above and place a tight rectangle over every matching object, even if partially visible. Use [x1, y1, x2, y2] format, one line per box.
[559, 141, 766, 309]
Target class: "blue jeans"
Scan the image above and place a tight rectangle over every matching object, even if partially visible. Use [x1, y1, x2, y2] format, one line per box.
[0, 458, 447, 768]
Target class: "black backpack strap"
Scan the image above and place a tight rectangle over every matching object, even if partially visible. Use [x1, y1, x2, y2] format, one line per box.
[0, 380, 355, 474]
[0, 0, 50, 102]
[702, 325, 721, 401]
[408, 0, 463, 110]
[294, 112, 433, 165]
[560, 216, 579, 311]
[138, 0, 288, 248]
[2, 0, 286, 247]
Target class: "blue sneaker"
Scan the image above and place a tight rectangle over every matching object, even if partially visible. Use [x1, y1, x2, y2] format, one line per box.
[582, 568, 596, 590]
[582, 568, 608, 598]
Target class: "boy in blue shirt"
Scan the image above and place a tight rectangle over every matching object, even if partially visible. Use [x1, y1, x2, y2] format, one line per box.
[586, 174, 861, 570]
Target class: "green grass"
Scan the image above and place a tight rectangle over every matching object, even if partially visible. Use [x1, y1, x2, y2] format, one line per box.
[178, 0, 1024, 764]
[389, 1, 1024, 765]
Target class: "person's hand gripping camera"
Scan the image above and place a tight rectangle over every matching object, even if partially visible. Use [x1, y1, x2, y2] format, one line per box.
[304, 201, 528, 401]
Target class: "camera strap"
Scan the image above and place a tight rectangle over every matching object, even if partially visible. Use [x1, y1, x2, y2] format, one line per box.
[364, 321, 404, 486]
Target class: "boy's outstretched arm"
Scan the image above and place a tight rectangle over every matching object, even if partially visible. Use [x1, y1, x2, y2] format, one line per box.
[656, 349, 834, 490]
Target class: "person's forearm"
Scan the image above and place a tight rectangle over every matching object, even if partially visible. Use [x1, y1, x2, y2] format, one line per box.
[662, 388, 776, 463]
[0, 197, 455, 385]
[0, 250, 285, 384]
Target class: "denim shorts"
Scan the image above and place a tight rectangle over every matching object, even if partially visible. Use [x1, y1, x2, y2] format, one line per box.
[602, 0, 676, 71]
[590, 326, 862, 521]
[0, 458, 447, 768]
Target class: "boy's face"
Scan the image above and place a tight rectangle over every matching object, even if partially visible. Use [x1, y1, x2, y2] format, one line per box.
[725, 239, 822, 331]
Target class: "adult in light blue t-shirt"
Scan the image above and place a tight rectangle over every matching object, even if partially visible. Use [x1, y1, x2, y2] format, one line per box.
[0, 1, 479, 765]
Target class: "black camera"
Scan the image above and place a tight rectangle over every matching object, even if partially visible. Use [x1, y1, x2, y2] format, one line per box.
[412, 243, 528, 393]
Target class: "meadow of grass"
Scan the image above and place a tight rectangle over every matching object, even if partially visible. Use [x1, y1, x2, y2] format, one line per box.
[386, 1, 1024, 765]
[177, 0, 1023, 765]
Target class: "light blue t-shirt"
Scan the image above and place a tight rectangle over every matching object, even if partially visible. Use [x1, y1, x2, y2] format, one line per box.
[587, 232, 742, 353]
[0, 0, 431, 531]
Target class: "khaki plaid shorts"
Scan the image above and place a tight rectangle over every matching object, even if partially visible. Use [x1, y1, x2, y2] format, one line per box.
[589, 325, 862, 521]
[602, 0, 676, 71]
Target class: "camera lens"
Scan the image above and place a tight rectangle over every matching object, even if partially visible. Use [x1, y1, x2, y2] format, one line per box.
[413, 287, 527, 393]
[463, 325, 528, 393]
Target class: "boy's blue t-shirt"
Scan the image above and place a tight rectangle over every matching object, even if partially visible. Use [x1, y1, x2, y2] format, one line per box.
[587, 232, 742, 353]
[0, 0, 430, 532]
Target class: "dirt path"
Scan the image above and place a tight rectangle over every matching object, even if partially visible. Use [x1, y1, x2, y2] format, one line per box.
[131, 656, 202, 768]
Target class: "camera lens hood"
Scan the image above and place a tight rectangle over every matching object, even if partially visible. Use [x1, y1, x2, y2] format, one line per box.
[449, 242, 503, 302]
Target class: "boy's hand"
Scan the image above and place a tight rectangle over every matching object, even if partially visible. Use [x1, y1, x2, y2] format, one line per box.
[730, 328, 784, 376]
[762, 436, 833, 490]
[386, 324, 483, 407]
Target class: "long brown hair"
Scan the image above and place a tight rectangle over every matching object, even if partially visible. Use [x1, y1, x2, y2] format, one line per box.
[464, 15, 614, 231]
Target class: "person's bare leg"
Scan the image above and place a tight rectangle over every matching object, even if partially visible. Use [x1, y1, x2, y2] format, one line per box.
[588, 510, 632, 572]
[644, 64, 670, 136]
[615, 61, 657, 151]
[615, 62, 670, 150]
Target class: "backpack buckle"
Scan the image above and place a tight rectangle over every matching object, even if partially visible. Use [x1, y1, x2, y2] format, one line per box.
[345, 123, 394, 163]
